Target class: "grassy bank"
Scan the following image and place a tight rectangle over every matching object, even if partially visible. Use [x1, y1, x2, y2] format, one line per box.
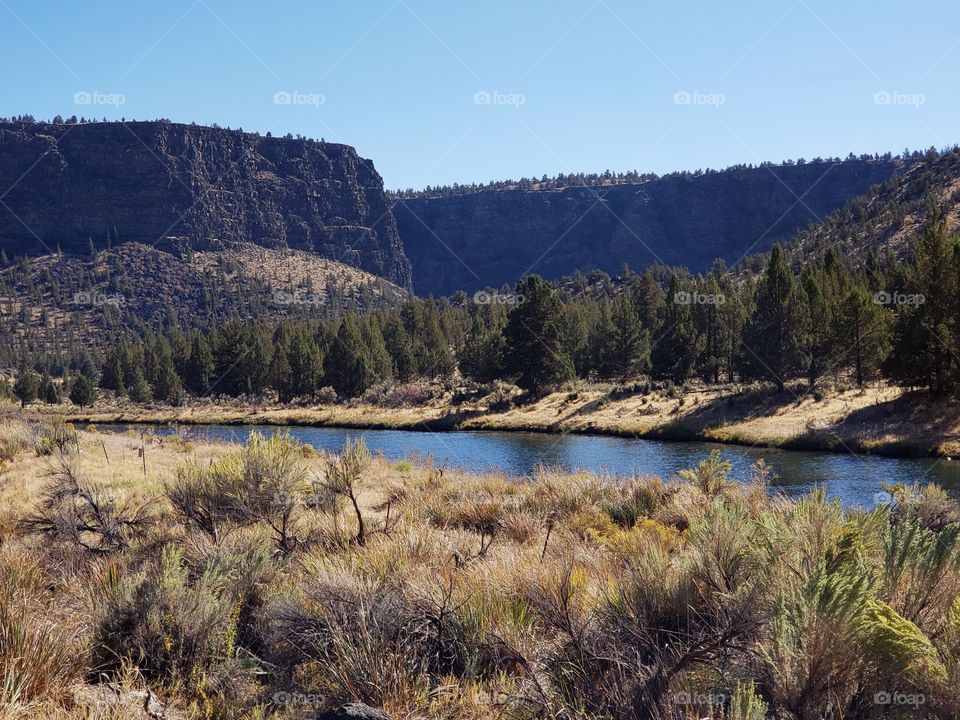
[1, 418, 959, 719]
[34, 381, 960, 459]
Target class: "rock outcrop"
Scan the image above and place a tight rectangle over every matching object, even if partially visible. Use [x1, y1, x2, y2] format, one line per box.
[0, 120, 411, 288]
[315, 703, 393, 720]
[393, 159, 902, 296]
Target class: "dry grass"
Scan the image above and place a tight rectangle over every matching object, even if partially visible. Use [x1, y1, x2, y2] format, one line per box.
[1, 418, 960, 718]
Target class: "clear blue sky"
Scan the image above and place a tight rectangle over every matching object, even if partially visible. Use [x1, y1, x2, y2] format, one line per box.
[2, 0, 957, 190]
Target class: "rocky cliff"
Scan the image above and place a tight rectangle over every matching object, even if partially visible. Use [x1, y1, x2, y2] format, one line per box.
[0, 120, 411, 288]
[393, 159, 902, 296]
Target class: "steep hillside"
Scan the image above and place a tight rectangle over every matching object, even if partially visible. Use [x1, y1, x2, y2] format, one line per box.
[0, 242, 407, 353]
[393, 159, 901, 296]
[780, 148, 960, 268]
[0, 120, 411, 288]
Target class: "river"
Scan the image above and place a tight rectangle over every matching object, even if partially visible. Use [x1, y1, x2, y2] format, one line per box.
[93, 423, 960, 508]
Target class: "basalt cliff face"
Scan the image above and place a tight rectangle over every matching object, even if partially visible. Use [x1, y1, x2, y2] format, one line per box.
[393, 159, 902, 296]
[0, 120, 411, 288]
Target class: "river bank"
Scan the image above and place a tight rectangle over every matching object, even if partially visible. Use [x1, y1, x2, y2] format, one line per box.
[30, 381, 960, 460]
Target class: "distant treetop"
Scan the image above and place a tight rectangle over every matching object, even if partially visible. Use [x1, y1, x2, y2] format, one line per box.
[389, 150, 931, 200]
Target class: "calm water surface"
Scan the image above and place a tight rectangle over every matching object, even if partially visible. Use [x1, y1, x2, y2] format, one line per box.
[97, 423, 960, 508]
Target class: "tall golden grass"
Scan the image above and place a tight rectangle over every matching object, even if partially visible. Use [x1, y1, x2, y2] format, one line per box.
[0, 419, 958, 719]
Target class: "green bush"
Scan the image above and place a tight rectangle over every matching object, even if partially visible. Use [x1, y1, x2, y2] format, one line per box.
[93, 543, 271, 691]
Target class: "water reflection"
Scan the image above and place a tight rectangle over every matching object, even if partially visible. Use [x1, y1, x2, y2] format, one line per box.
[98, 424, 960, 508]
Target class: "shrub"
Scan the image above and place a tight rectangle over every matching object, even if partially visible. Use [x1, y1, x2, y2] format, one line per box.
[265, 571, 507, 714]
[168, 432, 311, 553]
[316, 439, 371, 545]
[859, 598, 947, 686]
[601, 476, 665, 528]
[0, 421, 32, 463]
[0, 552, 83, 705]
[362, 382, 436, 408]
[33, 419, 75, 457]
[316, 385, 338, 404]
[21, 457, 153, 553]
[92, 543, 271, 692]
[678, 450, 736, 497]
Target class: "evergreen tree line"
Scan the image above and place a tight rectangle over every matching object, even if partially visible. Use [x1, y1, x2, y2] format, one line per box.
[12, 205, 960, 406]
[390, 151, 915, 199]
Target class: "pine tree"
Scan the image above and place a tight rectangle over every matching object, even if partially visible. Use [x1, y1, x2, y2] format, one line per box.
[287, 327, 324, 400]
[502, 275, 574, 393]
[13, 367, 39, 407]
[269, 335, 294, 403]
[693, 273, 726, 383]
[69, 373, 97, 408]
[716, 270, 745, 383]
[460, 313, 505, 383]
[589, 300, 618, 378]
[885, 205, 960, 393]
[184, 330, 214, 395]
[835, 285, 891, 387]
[324, 316, 375, 398]
[361, 317, 393, 384]
[740, 246, 810, 391]
[802, 269, 835, 388]
[565, 303, 592, 377]
[128, 374, 153, 403]
[382, 314, 417, 381]
[651, 275, 703, 383]
[610, 294, 649, 379]
[39, 372, 60, 404]
[98, 346, 125, 394]
[631, 269, 666, 333]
